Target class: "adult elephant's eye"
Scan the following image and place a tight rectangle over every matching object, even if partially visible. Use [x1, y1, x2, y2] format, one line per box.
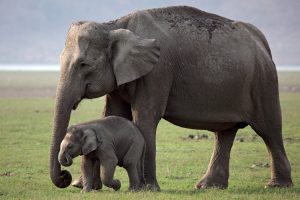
[80, 62, 89, 68]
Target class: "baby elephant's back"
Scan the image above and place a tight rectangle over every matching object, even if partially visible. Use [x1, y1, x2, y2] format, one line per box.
[99, 116, 144, 145]
[101, 116, 141, 136]
[99, 116, 144, 162]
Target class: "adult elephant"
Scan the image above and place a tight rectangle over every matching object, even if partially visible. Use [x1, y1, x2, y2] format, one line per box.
[50, 6, 292, 190]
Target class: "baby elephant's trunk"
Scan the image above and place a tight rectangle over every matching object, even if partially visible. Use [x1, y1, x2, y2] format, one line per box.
[58, 151, 73, 167]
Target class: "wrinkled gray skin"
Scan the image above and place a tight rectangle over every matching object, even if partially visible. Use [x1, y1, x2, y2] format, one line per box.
[58, 116, 146, 192]
[50, 6, 293, 190]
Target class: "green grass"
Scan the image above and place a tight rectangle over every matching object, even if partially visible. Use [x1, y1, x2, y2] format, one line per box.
[0, 72, 300, 199]
[278, 72, 300, 86]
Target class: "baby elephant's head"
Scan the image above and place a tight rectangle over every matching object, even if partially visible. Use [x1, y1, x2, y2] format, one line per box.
[58, 127, 101, 167]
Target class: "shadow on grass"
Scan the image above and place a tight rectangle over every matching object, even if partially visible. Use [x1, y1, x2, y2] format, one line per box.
[160, 189, 202, 195]
[159, 186, 300, 196]
[228, 186, 300, 194]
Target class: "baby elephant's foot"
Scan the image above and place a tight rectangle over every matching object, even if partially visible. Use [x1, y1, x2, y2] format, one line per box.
[93, 180, 103, 190]
[265, 178, 293, 188]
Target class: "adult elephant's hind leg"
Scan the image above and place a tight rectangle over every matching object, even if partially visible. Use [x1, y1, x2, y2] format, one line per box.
[196, 129, 237, 189]
[249, 83, 292, 188]
[250, 116, 292, 187]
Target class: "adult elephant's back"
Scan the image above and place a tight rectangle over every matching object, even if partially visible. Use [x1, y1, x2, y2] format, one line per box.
[124, 6, 276, 131]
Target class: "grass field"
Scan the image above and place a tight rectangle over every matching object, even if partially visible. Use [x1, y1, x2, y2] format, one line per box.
[0, 71, 299, 199]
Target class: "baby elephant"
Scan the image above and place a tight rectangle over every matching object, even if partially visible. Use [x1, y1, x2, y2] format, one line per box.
[58, 116, 146, 192]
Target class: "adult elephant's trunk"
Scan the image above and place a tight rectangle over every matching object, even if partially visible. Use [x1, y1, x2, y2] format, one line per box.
[50, 79, 75, 188]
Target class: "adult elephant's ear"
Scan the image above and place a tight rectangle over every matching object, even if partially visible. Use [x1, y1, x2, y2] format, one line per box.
[109, 29, 160, 86]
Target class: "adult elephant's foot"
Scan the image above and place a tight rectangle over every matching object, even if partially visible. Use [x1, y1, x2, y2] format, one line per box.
[195, 174, 228, 189]
[265, 178, 293, 188]
[145, 180, 161, 191]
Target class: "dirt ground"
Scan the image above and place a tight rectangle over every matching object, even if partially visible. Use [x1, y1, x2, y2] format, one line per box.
[0, 88, 56, 98]
[0, 71, 58, 98]
[0, 71, 299, 98]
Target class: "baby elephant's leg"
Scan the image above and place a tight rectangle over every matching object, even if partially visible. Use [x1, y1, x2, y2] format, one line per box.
[123, 144, 144, 191]
[92, 160, 102, 190]
[100, 160, 121, 191]
[81, 156, 95, 192]
[73, 158, 102, 190]
[125, 164, 141, 191]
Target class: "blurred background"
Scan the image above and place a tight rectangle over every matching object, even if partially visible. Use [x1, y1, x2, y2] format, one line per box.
[0, 0, 299, 68]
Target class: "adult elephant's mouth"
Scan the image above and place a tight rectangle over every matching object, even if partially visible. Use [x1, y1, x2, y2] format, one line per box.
[72, 99, 81, 110]
[72, 84, 89, 110]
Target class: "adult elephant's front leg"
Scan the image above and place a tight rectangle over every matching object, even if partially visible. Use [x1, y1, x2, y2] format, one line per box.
[134, 117, 160, 191]
[103, 93, 132, 120]
[196, 129, 237, 189]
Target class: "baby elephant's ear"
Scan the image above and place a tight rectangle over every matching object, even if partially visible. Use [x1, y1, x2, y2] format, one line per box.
[82, 129, 98, 155]
[95, 132, 103, 145]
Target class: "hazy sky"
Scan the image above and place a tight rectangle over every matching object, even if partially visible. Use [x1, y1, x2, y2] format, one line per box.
[0, 0, 299, 65]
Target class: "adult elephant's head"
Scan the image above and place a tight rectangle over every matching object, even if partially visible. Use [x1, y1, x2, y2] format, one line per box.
[50, 21, 160, 188]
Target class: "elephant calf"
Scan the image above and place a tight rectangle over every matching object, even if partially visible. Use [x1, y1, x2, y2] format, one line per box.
[58, 116, 146, 192]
